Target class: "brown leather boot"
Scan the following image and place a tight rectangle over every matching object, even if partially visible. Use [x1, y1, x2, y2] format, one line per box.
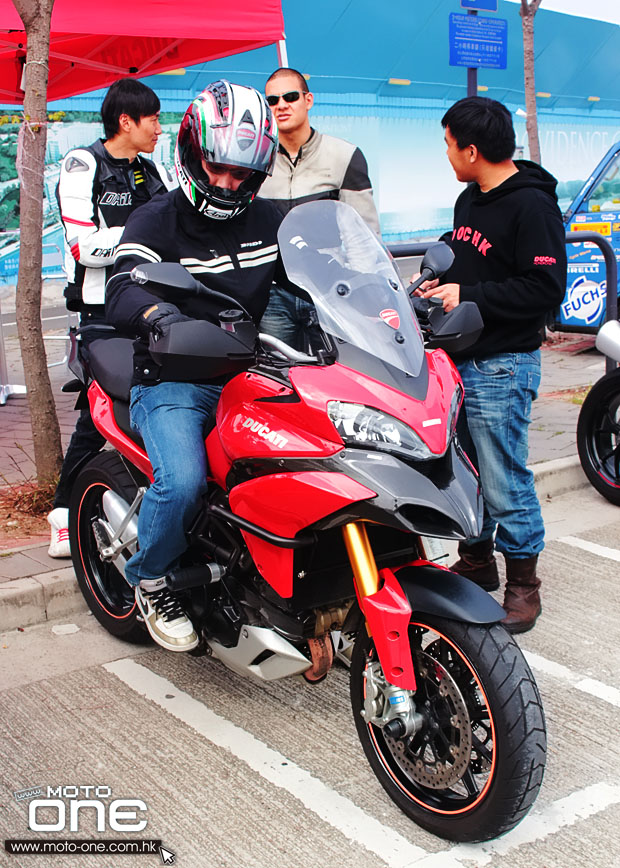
[450, 538, 499, 591]
[502, 556, 541, 634]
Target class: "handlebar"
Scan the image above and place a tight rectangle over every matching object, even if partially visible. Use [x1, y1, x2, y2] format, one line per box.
[258, 332, 319, 363]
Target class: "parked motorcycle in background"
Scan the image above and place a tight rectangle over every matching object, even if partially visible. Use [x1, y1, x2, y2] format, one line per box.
[68, 201, 546, 843]
[577, 319, 620, 503]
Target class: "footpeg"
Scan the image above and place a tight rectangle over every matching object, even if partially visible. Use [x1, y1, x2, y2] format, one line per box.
[166, 563, 225, 591]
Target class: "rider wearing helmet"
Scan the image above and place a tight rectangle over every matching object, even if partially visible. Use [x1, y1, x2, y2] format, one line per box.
[106, 81, 282, 653]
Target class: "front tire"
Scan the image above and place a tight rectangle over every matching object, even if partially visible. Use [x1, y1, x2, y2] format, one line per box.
[577, 368, 620, 505]
[69, 451, 150, 644]
[350, 615, 546, 842]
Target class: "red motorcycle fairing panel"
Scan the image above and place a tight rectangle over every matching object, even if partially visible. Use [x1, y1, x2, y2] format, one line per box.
[88, 382, 153, 481]
[229, 471, 377, 596]
[216, 371, 344, 462]
[205, 427, 233, 490]
[290, 350, 462, 457]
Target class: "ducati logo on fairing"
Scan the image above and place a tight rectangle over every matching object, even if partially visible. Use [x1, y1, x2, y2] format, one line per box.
[380, 308, 400, 329]
[241, 416, 289, 448]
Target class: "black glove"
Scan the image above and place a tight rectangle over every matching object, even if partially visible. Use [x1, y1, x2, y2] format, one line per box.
[139, 302, 193, 339]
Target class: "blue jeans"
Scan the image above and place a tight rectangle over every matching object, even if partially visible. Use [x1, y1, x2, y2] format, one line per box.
[456, 351, 543, 558]
[260, 285, 322, 352]
[123, 381, 221, 587]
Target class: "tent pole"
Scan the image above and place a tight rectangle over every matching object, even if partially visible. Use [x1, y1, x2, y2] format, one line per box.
[277, 38, 288, 67]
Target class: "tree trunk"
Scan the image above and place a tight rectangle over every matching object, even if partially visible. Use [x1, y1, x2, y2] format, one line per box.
[12, 0, 63, 485]
[520, 0, 542, 165]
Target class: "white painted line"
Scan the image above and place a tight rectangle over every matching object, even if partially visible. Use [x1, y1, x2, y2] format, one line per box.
[559, 534, 620, 562]
[443, 783, 620, 867]
[524, 649, 620, 709]
[104, 658, 438, 868]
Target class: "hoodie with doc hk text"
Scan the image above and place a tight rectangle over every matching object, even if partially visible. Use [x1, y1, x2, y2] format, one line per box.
[441, 160, 567, 360]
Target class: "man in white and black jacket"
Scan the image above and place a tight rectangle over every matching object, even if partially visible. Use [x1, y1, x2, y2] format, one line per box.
[415, 96, 567, 634]
[105, 81, 282, 654]
[48, 79, 172, 557]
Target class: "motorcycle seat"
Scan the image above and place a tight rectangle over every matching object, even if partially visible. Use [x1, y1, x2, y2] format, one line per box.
[88, 337, 135, 402]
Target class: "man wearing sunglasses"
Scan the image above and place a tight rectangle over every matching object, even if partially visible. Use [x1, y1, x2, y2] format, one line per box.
[258, 67, 380, 350]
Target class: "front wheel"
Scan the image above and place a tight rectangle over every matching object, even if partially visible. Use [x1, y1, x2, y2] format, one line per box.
[350, 616, 546, 842]
[69, 451, 150, 644]
[577, 368, 620, 505]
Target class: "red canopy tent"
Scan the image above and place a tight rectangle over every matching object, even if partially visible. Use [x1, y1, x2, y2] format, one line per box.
[0, 0, 285, 103]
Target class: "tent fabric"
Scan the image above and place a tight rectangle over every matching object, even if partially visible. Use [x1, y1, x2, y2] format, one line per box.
[127, 0, 620, 116]
[0, 0, 284, 103]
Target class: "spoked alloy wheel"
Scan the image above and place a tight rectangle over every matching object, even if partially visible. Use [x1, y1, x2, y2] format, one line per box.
[350, 616, 546, 842]
[69, 451, 149, 643]
[577, 368, 620, 505]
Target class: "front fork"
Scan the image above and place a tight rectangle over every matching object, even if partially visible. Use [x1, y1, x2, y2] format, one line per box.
[342, 522, 417, 692]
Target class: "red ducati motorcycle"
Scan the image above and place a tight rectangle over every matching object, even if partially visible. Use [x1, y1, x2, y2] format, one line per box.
[69, 201, 546, 842]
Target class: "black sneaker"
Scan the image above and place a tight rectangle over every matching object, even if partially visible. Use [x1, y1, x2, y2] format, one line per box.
[135, 578, 199, 652]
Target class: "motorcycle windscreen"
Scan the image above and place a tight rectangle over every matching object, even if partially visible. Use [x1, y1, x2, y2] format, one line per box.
[278, 201, 425, 378]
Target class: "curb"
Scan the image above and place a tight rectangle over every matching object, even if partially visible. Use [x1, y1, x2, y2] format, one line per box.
[0, 566, 87, 633]
[531, 454, 588, 500]
[0, 455, 589, 634]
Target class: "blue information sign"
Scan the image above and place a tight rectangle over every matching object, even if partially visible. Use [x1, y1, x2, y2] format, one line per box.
[449, 13, 507, 69]
[461, 0, 498, 11]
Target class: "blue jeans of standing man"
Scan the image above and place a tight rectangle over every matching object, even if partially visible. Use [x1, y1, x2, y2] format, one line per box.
[456, 351, 543, 558]
[260, 285, 323, 352]
[123, 381, 222, 587]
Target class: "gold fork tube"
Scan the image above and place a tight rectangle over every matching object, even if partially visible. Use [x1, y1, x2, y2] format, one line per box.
[342, 522, 380, 600]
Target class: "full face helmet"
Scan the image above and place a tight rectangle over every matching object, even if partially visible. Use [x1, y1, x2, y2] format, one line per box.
[175, 80, 278, 220]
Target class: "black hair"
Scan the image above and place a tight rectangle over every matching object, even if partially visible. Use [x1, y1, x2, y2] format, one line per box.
[266, 67, 309, 94]
[441, 96, 515, 163]
[101, 78, 160, 140]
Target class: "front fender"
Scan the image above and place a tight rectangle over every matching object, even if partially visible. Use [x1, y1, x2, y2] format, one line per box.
[396, 562, 505, 624]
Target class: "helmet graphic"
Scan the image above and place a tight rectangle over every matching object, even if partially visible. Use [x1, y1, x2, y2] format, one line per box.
[175, 80, 278, 220]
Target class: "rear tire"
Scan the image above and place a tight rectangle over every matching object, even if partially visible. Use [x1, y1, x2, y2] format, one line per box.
[69, 451, 150, 644]
[577, 368, 620, 505]
[350, 615, 546, 842]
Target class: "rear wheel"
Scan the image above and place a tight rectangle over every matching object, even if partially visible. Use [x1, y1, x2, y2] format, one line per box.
[577, 368, 620, 505]
[69, 451, 150, 644]
[350, 615, 546, 842]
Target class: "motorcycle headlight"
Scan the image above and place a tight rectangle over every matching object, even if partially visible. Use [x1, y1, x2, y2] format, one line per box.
[327, 401, 435, 461]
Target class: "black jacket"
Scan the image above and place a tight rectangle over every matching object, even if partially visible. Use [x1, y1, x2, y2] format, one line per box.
[442, 160, 567, 359]
[106, 188, 284, 385]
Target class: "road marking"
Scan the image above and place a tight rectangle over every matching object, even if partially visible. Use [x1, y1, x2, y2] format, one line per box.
[105, 659, 620, 868]
[104, 658, 437, 868]
[524, 650, 620, 709]
[442, 783, 620, 867]
[559, 534, 620, 562]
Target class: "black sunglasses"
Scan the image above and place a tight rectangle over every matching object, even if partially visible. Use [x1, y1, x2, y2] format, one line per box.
[266, 90, 302, 107]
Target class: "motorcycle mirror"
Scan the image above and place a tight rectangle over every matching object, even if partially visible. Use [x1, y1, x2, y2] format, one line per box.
[595, 319, 620, 363]
[131, 262, 253, 321]
[425, 301, 483, 353]
[131, 262, 202, 291]
[419, 242, 455, 281]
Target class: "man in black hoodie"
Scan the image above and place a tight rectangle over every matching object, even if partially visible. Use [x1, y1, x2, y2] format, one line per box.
[416, 97, 566, 633]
